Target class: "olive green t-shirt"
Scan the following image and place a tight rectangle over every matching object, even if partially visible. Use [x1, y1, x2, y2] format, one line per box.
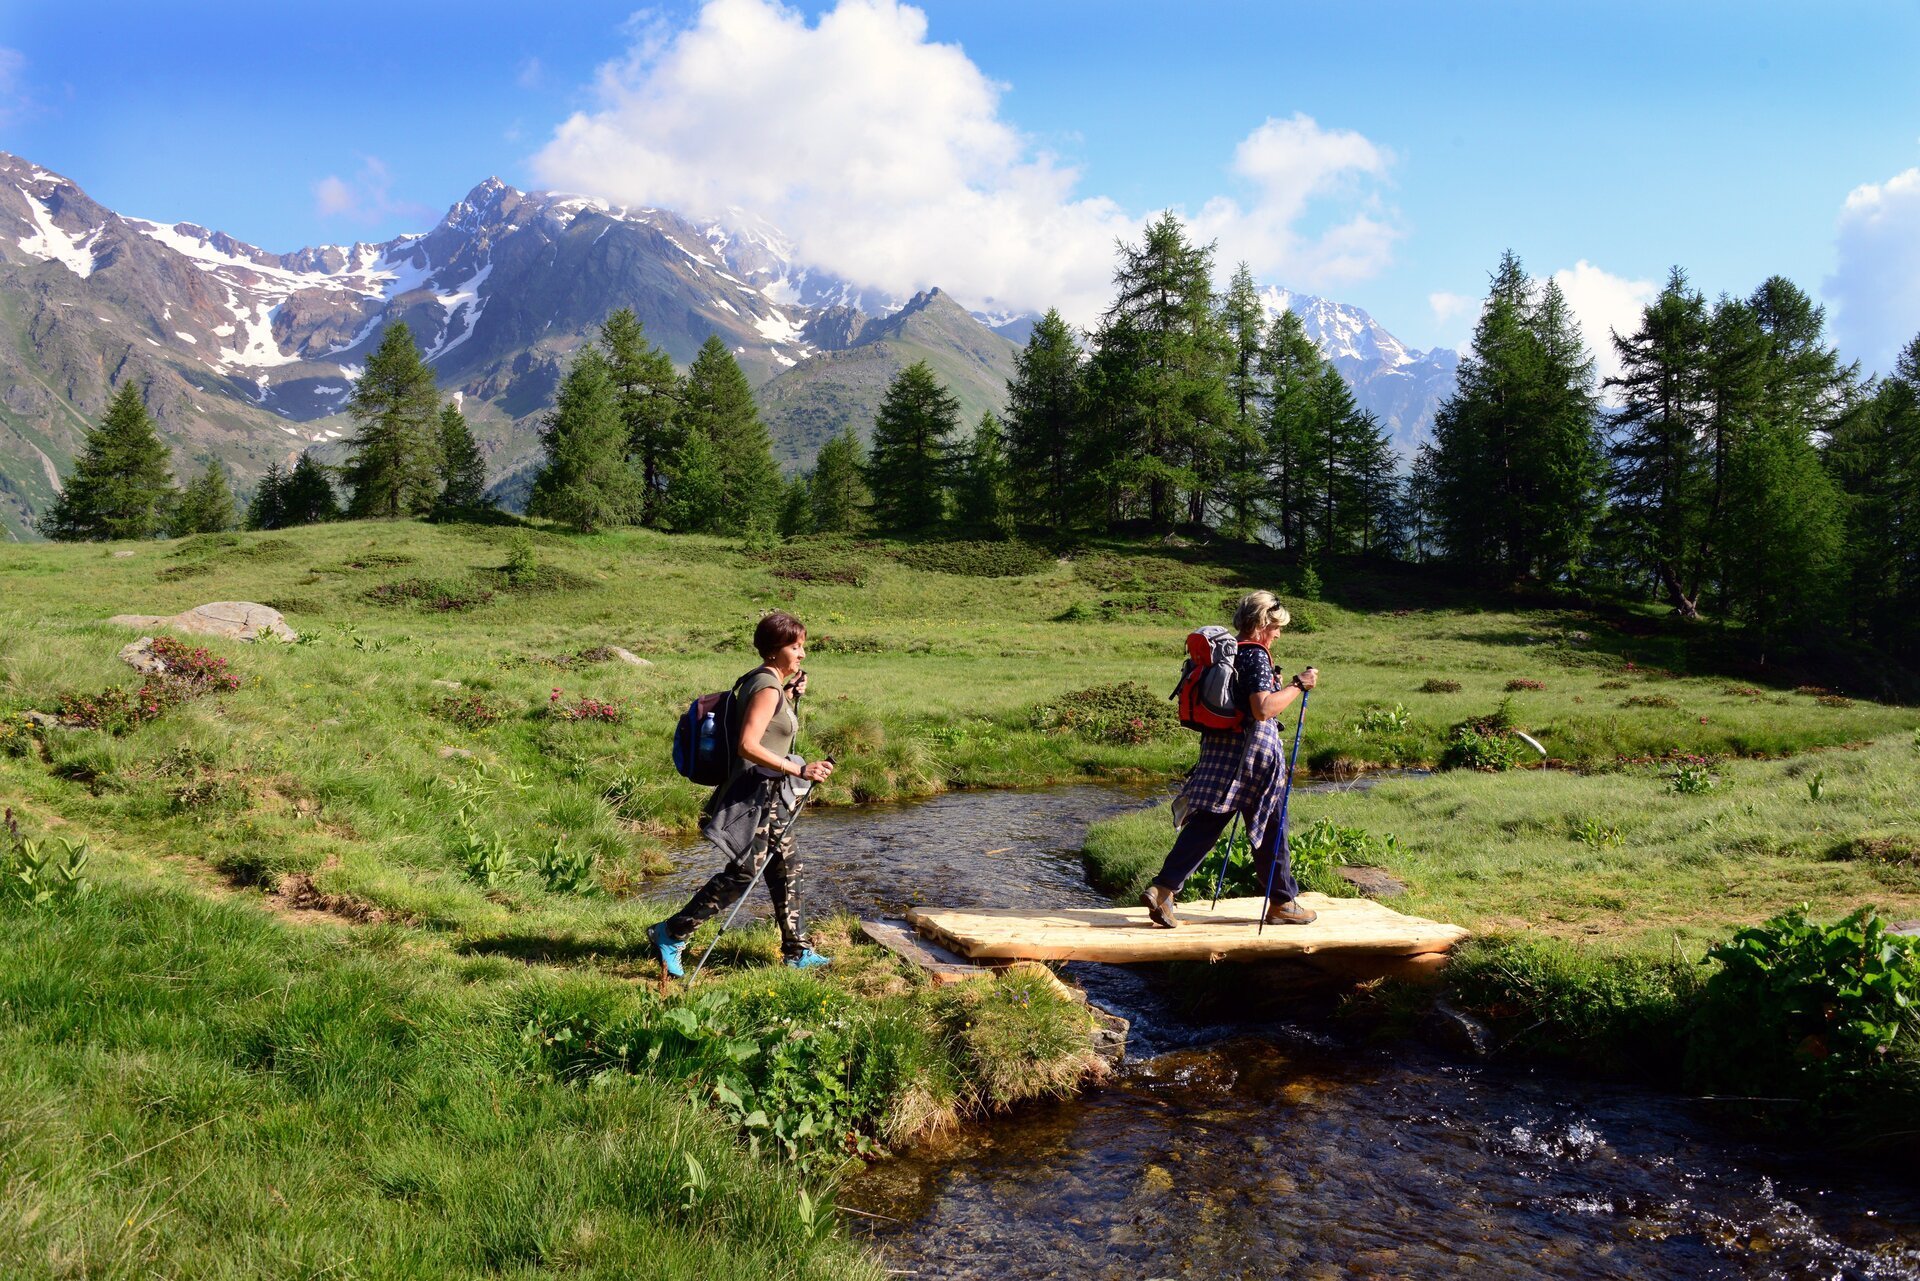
[737, 668, 797, 766]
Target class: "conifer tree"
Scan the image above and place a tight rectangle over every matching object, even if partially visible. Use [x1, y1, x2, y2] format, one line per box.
[1217, 263, 1269, 540]
[1307, 365, 1362, 553]
[40, 381, 177, 541]
[777, 475, 813, 537]
[1095, 213, 1233, 529]
[664, 423, 728, 534]
[1345, 409, 1401, 556]
[343, 322, 442, 518]
[1427, 251, 1603, 583]
[170, 460, 235, 536]
[434, 402, 489, 514]
[1828, 334, 1920, 659]
[955, 413, 1013, 537]
[600, 308, 680, 526]
[677, 335, 781, 534]
[245, 463, 288, 531]
[1002, 309, 1089, 531]
[281, 453, 340, 527]
[809, 429, 870, 534]
[1258, 309, 1325, 554]
[867, 361, 961, 533]
[528, 347, 640, 533]
[1606, 267, 1711, 616]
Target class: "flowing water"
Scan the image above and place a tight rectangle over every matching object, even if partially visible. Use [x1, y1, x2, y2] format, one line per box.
[652, 783, 1920, 1279]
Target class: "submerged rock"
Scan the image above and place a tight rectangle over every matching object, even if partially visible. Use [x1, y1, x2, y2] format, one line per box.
[1420, 998, 1492, 1060]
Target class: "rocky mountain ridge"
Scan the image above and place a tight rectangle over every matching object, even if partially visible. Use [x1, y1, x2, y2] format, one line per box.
[0, 151, 1458, 538]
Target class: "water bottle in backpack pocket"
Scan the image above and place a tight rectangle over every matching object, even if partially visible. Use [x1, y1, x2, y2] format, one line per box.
[672, 687, 737, 786]
[1171, 625, 1244, 733]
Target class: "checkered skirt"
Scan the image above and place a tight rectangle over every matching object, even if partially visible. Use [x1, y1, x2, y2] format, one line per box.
[1179, 717, 1286, 849]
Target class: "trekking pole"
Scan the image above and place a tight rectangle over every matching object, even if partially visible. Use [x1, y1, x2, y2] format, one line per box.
[1207, 813, 1243, 911]
[686, 675, 814, 987]
[1258, 688, 1311, 936]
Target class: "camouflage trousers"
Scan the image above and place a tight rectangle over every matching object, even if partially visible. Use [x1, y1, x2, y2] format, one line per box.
[664, 779, 811, 958]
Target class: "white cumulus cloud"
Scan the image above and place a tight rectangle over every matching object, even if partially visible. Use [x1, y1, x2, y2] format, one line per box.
[1547, 260, 1656, 392]
[1828, 166, 1920, 377]
[311, 156, 431, 227]
[532, 0, 1398, 324]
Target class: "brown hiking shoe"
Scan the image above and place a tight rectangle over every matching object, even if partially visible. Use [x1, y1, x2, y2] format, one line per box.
[1141, 884, 1180, 929]
[1264, 898, 1317, 926]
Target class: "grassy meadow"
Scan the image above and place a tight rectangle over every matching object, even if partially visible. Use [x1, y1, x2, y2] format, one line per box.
[4, 517, 1919, 1268]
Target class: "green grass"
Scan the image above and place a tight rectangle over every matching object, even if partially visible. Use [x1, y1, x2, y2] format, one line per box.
[4, 517, 1919, 1258]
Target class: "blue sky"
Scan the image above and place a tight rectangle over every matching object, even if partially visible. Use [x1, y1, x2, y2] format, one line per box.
[3, 1, 1917, 374]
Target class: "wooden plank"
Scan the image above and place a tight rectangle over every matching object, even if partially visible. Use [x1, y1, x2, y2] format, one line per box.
[905, 893, 1468, 964]
[858, 917, 987, 985]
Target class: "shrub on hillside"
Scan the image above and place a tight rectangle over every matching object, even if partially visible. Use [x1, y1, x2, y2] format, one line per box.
[1440, 701, 1524, 771]
[1031, 682, 1179, 745]
[366, 576, 496, 611]
[1418, 678, 1462, 694]
[1622, 694, 1679, 710]
[757, 542, 872, 586]
[896, 541, 1050, 578]
[433, 693, 505, 730]
[55, 637, 240, 733]
[1504, 678, 1546, 692]
[1071, 553, 1217, 594]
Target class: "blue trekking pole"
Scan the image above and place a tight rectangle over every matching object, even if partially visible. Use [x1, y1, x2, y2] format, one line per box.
[1258, 688, 1311, 935]
[1207, 814, 1243, 911]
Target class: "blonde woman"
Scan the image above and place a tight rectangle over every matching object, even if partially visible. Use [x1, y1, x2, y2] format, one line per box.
[1143, 590, 1319, 928]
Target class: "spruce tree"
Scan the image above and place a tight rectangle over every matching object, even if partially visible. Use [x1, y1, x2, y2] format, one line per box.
[809, 429, 870, 534]
[1002, 309, 1089, 531]
[170, 460, 236, 536]
[600, 308, 680, 526]
[528, 347, 640, 533]
[434, 402, 489, 514]
[343, 322, 442, 518]
[1829, 335, 1920, 659]
[678, 335, 781, 534]
[955, 413, 1013, 537]
[1606, 268, 1711, 616]
[40, 381, 177, 541]
[1307, 365, 1362, 553]
[281, 453, 340, 527]
[867, 361, 961, 533]
[245, 463, 288, 531]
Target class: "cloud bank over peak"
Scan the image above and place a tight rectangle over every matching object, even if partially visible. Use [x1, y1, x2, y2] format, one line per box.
[531, 0, 1399, 326]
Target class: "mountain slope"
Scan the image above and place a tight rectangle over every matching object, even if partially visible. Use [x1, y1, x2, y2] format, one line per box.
[757, 288, 1020, 469]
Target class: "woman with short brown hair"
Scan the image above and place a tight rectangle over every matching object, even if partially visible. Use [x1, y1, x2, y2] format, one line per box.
[651, 611, 835, 976]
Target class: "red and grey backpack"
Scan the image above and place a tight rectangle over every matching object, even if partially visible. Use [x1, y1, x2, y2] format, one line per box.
[1171, 625, 1247, 733]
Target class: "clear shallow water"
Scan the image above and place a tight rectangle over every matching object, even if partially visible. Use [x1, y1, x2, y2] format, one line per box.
[652, 782, 1920, 1279]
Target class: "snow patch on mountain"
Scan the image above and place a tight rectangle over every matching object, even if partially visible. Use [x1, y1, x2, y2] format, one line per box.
[16, 192, 103, 278]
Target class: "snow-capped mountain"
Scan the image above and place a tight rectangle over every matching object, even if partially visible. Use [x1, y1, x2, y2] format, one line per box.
[0, 149, 1458, 539]
[1258, 286, 1459, 457]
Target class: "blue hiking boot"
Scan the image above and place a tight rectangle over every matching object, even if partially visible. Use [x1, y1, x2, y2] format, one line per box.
[649, 922, 686, 979]
[786, 948, 832, 970]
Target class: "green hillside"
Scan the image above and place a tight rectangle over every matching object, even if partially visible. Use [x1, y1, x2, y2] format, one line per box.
[759, 289, 1021, 470]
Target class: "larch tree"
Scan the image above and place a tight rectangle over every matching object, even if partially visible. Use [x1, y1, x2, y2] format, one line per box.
[675, 334, 781, 535]
[170, 460, 236, 536]
[954, 412, 1013, 537]
[866, 361, 961, 534]
[528, 347, 640, 533]
[282, 452, 340, 527]
[40, 381, 177, 541]
[808, 429, 870, 534]
[600, 308, 680, 526]
[1002, 309, 1089, 531]
[343, 322, 442, 518]
[434, 402, 489, 514]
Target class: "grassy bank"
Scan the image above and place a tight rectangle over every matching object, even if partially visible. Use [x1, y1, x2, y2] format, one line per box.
[1083, 730, 1920, 1121]
[4, 518, 1919, 1262]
